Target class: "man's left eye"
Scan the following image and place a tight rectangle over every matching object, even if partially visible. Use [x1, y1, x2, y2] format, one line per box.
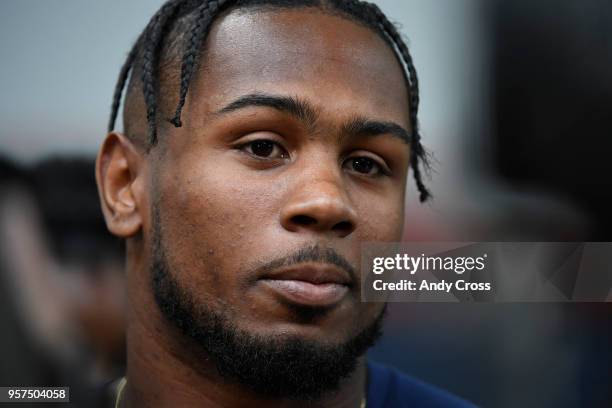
[241, 140, 289, 159]
[343, 156, 387, 177]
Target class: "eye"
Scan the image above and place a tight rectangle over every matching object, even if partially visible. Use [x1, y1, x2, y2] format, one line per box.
[241, 139, 289, 159]
[343, 156, 389, 177]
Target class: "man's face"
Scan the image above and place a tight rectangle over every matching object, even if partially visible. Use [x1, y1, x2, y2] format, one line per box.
[146, 8, 410, 365]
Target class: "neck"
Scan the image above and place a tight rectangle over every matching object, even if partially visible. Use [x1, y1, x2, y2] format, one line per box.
[122, 255, 366, 408]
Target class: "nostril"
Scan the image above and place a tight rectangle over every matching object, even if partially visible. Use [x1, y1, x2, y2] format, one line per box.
[332, 220, 354, 234]
[292, 215, 317, 226]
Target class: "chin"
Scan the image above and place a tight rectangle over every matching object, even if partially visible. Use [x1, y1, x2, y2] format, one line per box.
[235, 298, 367, 343]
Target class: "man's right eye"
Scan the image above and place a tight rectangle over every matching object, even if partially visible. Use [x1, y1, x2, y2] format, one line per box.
[241, 139, 289, 159]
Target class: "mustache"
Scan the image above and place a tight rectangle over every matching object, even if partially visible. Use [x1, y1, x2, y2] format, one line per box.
[252, 245, 358, 285]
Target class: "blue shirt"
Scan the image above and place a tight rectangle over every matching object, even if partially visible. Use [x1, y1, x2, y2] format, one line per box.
[367, 361, 476, 408]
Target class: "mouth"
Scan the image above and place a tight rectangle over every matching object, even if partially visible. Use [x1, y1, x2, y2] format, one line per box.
[258, 263, 353, 308]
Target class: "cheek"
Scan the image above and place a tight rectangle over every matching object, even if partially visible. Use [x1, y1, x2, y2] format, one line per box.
[156, 154, 281, 294]
[352, 186, 405, 242]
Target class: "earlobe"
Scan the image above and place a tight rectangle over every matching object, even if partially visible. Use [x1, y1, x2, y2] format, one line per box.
[96, 132, 145, 238]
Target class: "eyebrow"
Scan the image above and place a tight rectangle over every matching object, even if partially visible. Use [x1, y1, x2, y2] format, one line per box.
[217, 92, 411, 144]
[341, 116, 411, 145]
[217, 93, 318, 128]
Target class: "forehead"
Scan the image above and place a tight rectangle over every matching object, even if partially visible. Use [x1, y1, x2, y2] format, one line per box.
[185, 7, 411, 128]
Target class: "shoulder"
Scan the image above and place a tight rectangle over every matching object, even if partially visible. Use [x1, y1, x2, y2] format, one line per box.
[366, 361, 477, 408]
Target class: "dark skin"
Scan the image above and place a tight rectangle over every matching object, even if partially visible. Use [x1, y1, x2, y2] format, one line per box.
[97, 8, 411, 408]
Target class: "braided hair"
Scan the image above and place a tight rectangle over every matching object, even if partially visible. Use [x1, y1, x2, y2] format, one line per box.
[108, 0, 431, 201]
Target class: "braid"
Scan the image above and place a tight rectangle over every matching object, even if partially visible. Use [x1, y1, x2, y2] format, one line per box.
[140, 0, 186, 146]
[169, 0, 229, 127]
[107, 0, 184, 138]
[409, 138, 430, 202]
[366, 2, 431, 202]
[108, 35, 141, 133]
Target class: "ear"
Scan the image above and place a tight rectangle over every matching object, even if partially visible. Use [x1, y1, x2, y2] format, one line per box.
[95, 133, 145, 238]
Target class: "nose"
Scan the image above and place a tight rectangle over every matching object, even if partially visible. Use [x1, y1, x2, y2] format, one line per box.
[280, 179, 357, 238]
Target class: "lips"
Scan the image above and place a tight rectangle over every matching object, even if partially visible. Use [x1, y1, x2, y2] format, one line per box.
[259, 264, 353, 308]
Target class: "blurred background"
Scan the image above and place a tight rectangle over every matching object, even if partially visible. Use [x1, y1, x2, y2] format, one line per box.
[0, 0, 610, 406]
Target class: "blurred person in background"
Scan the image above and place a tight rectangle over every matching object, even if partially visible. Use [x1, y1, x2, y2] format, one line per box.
[0, 156, 59, 388]
[0, 156, 125, 407]
[30, 158, 126, 382]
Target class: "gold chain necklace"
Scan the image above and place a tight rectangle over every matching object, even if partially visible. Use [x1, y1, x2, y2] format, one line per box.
[114, 377, 127, 408]
[115, 378, 365, 408]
